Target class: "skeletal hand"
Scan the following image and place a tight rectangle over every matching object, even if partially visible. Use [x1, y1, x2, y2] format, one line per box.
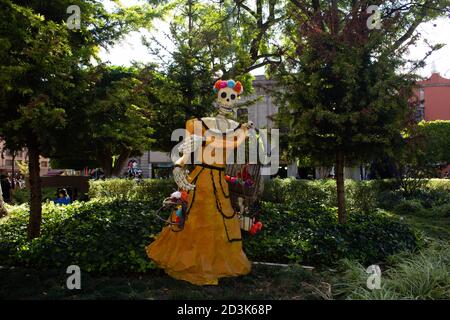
[173, 166, 195, 191]
[178, 135, 204, 154]
[246, 121, 255, 130]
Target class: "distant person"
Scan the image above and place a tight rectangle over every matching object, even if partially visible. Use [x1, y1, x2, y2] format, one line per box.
[127, 160, 139, 178]
[53, 188, 71, 206]
[17, 177, 25, 189]
[0, 175, 12, 203]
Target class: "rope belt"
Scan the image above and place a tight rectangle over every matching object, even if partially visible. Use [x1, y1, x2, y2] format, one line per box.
[195, 163, 225, 171]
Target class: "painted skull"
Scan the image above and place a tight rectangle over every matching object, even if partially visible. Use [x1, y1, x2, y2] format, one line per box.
[213, 79, 243, 115]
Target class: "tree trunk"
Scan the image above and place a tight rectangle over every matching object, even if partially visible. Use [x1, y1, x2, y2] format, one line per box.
[102, 161, 113, 178]
[111, 149, 132, 177]
[97, 149, 113, 178]
[27, 139, 42, 240]
[11, 153, 15, 189]
[0, 182, 7, 218]
[98, 148, 132, 178]
[335, 149, 347, 224]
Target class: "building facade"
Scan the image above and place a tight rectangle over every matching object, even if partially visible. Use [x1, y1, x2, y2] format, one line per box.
[417, 72, 450, 121]
[0, 140, 50, 177]
[416, 72, 450, 177]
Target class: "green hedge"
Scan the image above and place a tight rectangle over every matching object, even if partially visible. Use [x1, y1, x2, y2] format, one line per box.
[0, 200, 161, 273]
[244, 202, 419, 266]
[262, 178, 450, 214]
[89, 179, 177, 207]
[427, 178, 450, 190]
[12, 187, 58, 204]
[261, 178, 397, 214]
[3, 177, 445, 273]
[0, 187, 421, 273]
[11, 178, 449, 209]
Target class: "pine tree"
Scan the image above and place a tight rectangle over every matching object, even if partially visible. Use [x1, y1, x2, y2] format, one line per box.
[275, 0, 450, 223]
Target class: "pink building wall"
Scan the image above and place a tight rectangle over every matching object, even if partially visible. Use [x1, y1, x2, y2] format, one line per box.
[417, 73, 450, 121]
[416, 73, 450, 177]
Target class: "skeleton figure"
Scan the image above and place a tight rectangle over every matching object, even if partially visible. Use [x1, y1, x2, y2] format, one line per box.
[173, 79, 254, 190]
[148, 79, 254, 286]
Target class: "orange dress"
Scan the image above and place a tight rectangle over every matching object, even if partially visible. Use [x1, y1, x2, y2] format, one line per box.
[146, 118, 251, 285]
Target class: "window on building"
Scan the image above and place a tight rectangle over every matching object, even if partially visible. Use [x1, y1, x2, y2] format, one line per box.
[5, 160, 14, 166]
[3, 149, 23, 157]
[41, 161, 48, 168]
[417, 88, 425, 121]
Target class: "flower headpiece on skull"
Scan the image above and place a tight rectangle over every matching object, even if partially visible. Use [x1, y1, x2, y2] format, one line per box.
[213, 80, 243, 114]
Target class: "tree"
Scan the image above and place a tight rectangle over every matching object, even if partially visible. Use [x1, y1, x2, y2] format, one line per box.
[393, 120, 450, 193]
[143, 0, 286, 151]
[51, 65, 157, 177]
[418, 120, 450, 168]
[275, 0, 450, 223]
[0, 0, 162, 239]
[0, 1, 77, 238]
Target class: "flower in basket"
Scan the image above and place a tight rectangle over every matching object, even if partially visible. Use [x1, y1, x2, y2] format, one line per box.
[250, 221, 263, 235]
[244, 179, 254, 187]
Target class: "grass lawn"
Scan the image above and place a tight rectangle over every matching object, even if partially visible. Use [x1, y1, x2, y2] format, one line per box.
[0, 264, 330, 300]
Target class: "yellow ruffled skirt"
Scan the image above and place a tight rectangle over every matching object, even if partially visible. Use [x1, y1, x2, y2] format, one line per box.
[146, 165, 251, 285]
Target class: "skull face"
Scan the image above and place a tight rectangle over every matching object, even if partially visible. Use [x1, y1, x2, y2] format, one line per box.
[213, 79, 243, 116]
[216, 87, 238, 114]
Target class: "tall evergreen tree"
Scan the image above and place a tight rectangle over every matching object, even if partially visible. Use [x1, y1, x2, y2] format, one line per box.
[275, 0, 450, 223]
[0, 0, 163, 238]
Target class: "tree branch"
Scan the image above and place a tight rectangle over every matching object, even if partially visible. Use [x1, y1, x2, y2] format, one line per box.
[390, 0, 432, 52]
[235, 0, 258, 19]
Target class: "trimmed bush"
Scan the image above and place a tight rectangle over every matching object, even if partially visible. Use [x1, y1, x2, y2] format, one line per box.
[262, 178, 335, 208]
[412, 188, 450, 209]
[244, 202, 419, 267]
[0, 200, 419, 273]
[262, 178, 385, 214]
[388, 188, 450, 216]
[393, 199, 425, 215]
[427, 179, 450, 190]
[12, 187, 59, 204]
[0, 200, 162, 273]
[3, 177, 445, 274]
[89, 179, 177, 207]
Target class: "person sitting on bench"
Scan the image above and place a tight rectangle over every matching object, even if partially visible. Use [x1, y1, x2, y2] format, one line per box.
[53, 188, 71, 206]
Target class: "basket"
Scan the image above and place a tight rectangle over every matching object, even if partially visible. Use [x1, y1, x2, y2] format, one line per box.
[225, 164, 263, 216]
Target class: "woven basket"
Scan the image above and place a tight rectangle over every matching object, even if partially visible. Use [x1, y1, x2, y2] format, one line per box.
[225, 164, 263, 215]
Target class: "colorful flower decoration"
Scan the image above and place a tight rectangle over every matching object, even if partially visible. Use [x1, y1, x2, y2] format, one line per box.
[224, 174, 254, 187]
[213, 79, 244, 95]
[224, 166, 254, 187]
[169, 190, 189, 227]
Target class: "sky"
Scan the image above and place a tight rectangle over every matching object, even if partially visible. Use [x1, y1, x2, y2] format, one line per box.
[99, 0, 450, 79]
